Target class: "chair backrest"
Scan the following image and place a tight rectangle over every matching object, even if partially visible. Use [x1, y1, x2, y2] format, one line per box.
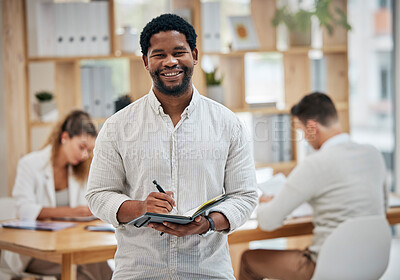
[311, 215, 392, 280]
[0, 197, 17, 221]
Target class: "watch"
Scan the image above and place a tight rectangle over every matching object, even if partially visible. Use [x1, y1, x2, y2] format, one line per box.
[200, 215, 215, 237]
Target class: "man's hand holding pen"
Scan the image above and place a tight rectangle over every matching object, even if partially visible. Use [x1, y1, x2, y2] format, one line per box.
[142, 191, 176, 214]
[146, 180, 211, 237]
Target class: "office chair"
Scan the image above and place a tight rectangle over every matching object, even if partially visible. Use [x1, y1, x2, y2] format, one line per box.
[0, 197, 56, 280]
[311, 215, 392, 280]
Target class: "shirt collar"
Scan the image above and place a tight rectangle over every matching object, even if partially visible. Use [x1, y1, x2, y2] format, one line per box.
[147, 85, 200, 118]
[320, 133, 350, 151]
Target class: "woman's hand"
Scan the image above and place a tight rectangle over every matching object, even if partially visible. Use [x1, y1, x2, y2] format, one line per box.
[72, 206, 93, 217]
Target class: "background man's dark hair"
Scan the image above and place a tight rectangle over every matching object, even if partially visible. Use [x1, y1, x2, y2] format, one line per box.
[290, 92, 338, 126]
[140, 13, 197, 56]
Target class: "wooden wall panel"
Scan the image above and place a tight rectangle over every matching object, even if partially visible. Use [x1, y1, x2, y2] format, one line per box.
[251, 0, 276, 50]
[322, 0, 348, 46]
[129, 58, 152, 101]
[325, 53, 348, 103]
[283, 53, 311, 107]
[2, 0, 29, 194]
[55, 61, 80, 118]
[220, 55, 245, 109]
[109, 0, 116, 55]
[338, 108, 350, 133]
[172, 0, 206, 95]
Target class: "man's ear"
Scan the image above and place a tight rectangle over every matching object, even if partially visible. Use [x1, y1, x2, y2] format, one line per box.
[142, 55, 149, 70]
[306, 119, 318, 134]
[192, 48, 198, 65]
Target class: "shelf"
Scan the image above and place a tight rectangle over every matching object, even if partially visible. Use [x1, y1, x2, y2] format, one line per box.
[28, 53, 142, 63]
[335, 102, 349, 111]
[203, 45, 347, 57]
[232, 106, 290, 115]
[232, 103, 349, 114]
[30, 121, 54, 127]
[204, 48, 278, 57]
[30, 117, 109, 128]
[93, 117, 108, 124]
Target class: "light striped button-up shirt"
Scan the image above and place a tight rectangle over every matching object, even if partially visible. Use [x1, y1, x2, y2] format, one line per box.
[86, 87, 258, 279]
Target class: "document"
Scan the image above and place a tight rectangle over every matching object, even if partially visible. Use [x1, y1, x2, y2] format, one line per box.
[1, 220, 76, 231]
[257, 172, 287, 195]
[85, 224, 115, 232]
[52, 215, 98, 222]
[258, 173, 313, 218]
[128, 193, 229, 228]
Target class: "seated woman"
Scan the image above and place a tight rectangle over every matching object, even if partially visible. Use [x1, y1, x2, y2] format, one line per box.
[3, 110, 113, 280]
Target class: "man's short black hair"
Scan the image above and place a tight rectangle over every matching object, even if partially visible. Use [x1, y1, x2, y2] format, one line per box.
[140, 13, 197, 56]
[290, 92, 338, 126]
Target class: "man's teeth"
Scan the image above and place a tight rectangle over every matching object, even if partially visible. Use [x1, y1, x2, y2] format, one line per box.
[164, 72, 179, 77]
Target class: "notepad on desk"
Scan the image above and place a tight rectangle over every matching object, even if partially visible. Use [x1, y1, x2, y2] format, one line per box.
[1, 220, 76, 231]
[129, 193, 229, 228]
[52, 215, 98, 222]
[85, 224, 115, 232]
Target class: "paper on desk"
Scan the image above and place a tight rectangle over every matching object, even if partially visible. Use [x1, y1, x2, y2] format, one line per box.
[257, 172, 313, 218]
[389, 195, 400, 207]
[257, 172, 286, 195]
[256, 167, 274, 184]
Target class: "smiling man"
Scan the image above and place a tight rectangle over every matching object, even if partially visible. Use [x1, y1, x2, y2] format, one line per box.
[86, 14, 258, 279]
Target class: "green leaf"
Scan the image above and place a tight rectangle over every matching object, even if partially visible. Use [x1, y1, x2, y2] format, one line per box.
[35, 91, 53, 102]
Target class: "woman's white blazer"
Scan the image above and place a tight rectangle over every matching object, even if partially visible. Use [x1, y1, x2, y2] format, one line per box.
[2, 145, 88, 275]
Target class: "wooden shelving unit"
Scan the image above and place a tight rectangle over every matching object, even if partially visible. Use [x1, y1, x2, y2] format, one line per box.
[204, 0, 349, 173]
[3, 0, 349, 192]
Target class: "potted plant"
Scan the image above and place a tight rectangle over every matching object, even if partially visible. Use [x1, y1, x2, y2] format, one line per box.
[272, 0, 351, 47]
[35, 91, 58, 121]
[205, 69, 224, 105]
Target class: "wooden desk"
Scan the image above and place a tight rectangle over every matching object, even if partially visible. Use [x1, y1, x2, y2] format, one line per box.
[2, 208, 399, 280]
[229, 207, 400, 244]
[227, 207, 400, 277]
[0, 220, 116, 280]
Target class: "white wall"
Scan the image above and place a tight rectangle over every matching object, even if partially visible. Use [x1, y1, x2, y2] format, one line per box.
[0, 0, 9, 196]
[395, 0, 400, 195]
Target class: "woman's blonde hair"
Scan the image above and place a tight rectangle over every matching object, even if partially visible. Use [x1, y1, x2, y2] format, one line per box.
[43, 110, 97, 182]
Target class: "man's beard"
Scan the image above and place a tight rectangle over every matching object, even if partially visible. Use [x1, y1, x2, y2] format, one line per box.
[150, 65, 193, 97]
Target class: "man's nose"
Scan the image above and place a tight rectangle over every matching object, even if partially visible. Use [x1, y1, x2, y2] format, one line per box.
[164, 55, 178, 66]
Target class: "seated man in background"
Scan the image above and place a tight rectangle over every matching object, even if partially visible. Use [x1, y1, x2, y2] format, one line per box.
[239, 92, 387, 280]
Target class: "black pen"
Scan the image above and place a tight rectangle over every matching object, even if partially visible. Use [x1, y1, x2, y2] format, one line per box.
[153, 180, 176, 236]
[153, 180, 177, 211]
[153, 180, 166, 193]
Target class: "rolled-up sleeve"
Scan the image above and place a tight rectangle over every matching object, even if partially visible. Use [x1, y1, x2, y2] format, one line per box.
[86, 120, 131, 227]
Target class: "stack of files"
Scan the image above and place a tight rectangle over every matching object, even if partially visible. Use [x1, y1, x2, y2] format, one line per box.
[36, 2, 110, 57]
[201, 2, 221, 53]
[252, 114, 293, 164]
[276, 114, 292, 162]
[81, 65, 115, 118]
